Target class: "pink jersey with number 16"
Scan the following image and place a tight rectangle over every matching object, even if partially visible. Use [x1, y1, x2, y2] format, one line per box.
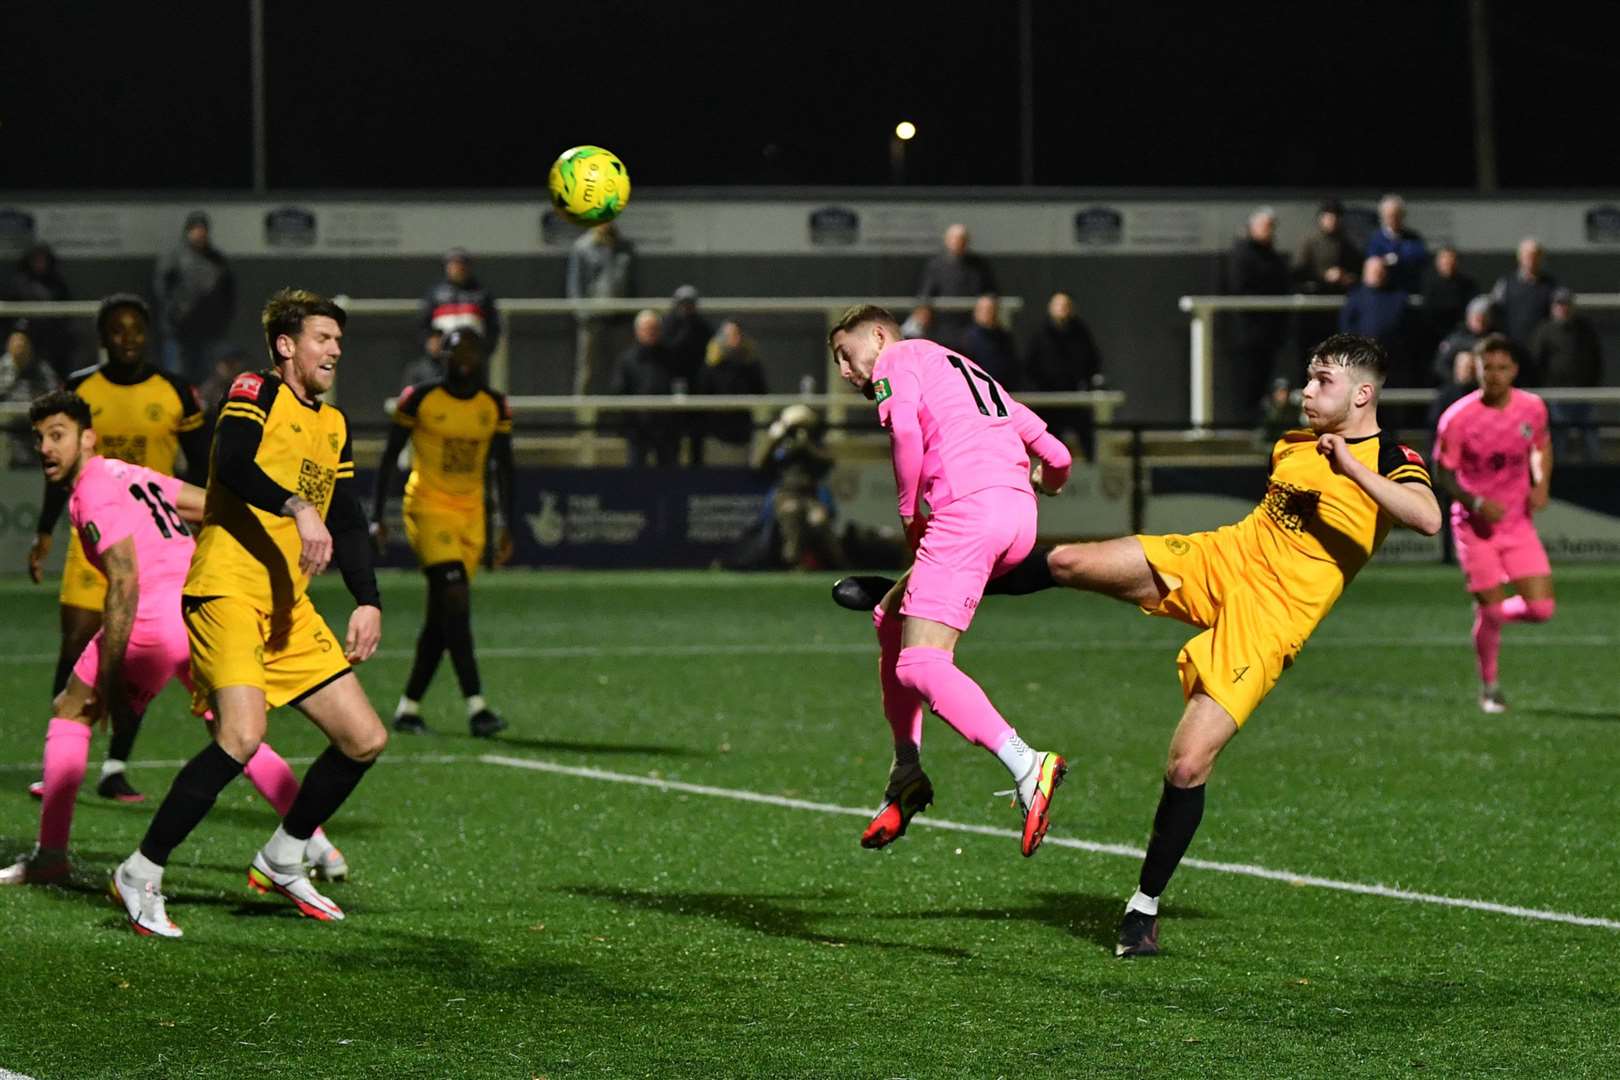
[872, 338, 1069, 517]
[68, 455, 195, 622]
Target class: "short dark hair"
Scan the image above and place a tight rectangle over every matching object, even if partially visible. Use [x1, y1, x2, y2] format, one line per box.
[262, 288, 346, 364]
[96, 293, 150, 342]
[827, 304, 900, 350]
[29, 390, 93, 430]
[1477, 332, 1516, 360]
[443, 326, 486, 354]
[1308, 333, 1389, 384]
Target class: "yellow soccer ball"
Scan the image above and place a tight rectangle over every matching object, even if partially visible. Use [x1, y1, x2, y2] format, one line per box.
[547, 145, 631, 225]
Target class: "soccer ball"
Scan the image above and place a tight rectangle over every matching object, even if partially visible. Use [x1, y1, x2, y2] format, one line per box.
[547, 146, 631, 225]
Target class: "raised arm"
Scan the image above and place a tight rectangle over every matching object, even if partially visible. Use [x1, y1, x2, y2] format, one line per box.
[1319, 433, 1442, 535]
[1009, 398, 1072, 494]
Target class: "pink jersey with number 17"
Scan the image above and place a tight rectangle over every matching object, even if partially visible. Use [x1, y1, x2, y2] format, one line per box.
[68, 455, 195, 622]
[872, 338, 1070, 517]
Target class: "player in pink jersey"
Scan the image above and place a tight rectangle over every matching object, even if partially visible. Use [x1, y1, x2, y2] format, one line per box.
[828, 304, 1072, 857]
[1, 391, 346, 896]
[1433, 334, 1555, 714]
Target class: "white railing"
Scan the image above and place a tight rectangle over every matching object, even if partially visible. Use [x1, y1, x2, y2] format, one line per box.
[0, 296, 1021, 408]
[1178, 292, 1620, 428]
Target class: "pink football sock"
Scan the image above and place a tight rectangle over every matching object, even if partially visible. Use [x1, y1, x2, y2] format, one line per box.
[1472, 601, 1505, 685]
[894, 645, 1013, 751]
[1500, 595, 1555, 623]
[874, 606, 923, 761]
[244, 742, 301, 815]
[39, 719, 92, 850]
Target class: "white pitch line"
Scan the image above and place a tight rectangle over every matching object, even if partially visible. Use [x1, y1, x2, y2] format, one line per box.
[0, 634, 1609, 668]
[0, 752, 474, 774]
[0, 1069, 38, 1080]
[481, 754, 1620, 932]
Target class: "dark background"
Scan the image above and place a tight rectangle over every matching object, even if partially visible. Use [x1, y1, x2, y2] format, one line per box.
[4, 1, 1614, 191]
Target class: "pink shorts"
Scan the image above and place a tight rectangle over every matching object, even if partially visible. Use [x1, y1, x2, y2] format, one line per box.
[901, 487, 1037, 632]
[1454, 519, 1551, 593]
[71, 613, 193, 715]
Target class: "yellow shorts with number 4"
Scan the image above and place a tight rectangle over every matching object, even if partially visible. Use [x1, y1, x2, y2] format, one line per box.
[1136, 531, 1313, 729]
[59, 534, 109, 612]
[182, 592, 350, 714]
[404, 499, 485, 577]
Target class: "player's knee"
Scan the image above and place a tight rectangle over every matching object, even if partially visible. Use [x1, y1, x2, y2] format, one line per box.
[893, 645, 951, 695]
[1047, 543, 1085, 586]
[344, 723, 389, 763]
[1165, 756, 1214, 789]
[1523, 598, 1556, 623]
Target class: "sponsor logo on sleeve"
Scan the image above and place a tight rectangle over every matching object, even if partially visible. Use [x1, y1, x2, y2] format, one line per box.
[873, 378, 892, 405]
[228, 373, 264, 401]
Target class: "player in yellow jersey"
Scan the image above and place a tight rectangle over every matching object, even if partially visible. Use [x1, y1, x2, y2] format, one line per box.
[111, 289, 386, 937]
[26, 294, 210, 802]
[370, 327, 514, 737]
[833, 334, 1441, 957]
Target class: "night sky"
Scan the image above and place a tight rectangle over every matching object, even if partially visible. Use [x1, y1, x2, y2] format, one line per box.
[7, 1, 1617, 192]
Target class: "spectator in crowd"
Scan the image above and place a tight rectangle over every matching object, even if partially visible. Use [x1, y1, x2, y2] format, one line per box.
[1531, 287, 1604, 459]
[566, 222, 636, 395]
[152, 210, 236, 382]
[1427, 346, 1482, 565]
[698, 320, 768, 452]
[1292, 197, 1362, 356]
[1226, 206, 1291, 420]
[759, 403, 845, 570]
[662, 285, 713, 464]
[399, 327, 446, 390]
[1364, 193, 1428, 292]
[1255, 376, 1299, 449]
[917, 223, 997, 343]
[196, 348, 251, 418]
[1491, 236, 1559, 368]
[1340, 256, 1416, 384]
[661, 285, 712, 390]
[901, 304, 936, 341]
[6, 244, 76, 377]
[1025, 290, 1104, 458]
[419, 246, 501, 346]
[614, 309, 679, 467]
[1433, 295, 1494, 385]
[1419, 245, 1477, 361]
[0, 324, 62, 466]
[961, 294, 1020, 390]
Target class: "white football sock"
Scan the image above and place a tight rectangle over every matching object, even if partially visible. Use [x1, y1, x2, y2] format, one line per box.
[394, 696, 420, 718]
[100, 758, 126, 778]
[996, 733, 1037, 787]
[465, 695, 487, 718]
[1126, 889, 1159, 917]
[263, 825, 305, 868]
[125, 850, 164, 883]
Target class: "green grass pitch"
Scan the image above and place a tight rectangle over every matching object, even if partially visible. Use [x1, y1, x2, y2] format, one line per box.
[1, 566, 1618, 1078]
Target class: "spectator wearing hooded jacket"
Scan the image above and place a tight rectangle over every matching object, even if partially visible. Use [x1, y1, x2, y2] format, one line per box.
[419, 246, 502, 347]
[7, 243, 77, 377]
[152, 211, 236, 382]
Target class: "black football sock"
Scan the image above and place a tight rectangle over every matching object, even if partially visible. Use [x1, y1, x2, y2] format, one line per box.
[984, 544, 1056, 596]
[106, 709, 145, 763]
[1138, 779, 1206, 898]
[138, 742, 246, 866]
[402, 582, 447, 702]
[436, 568, 482, 699]
[51, 650, 77, 699]
[282, 746, 374, 841]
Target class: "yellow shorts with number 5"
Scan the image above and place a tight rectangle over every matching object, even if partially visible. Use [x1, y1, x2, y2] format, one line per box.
[182, 592, 350, 713]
